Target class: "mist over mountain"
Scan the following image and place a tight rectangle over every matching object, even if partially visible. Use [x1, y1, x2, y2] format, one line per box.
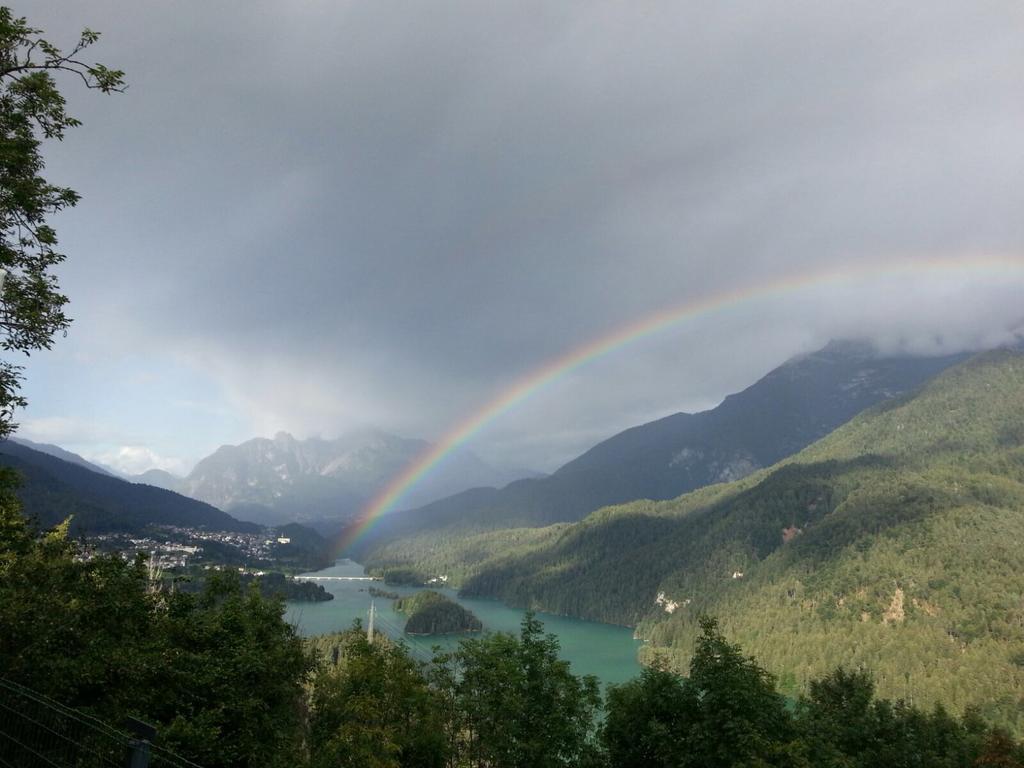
[180, 429, 536, 528]
[356, 341, 971, 553]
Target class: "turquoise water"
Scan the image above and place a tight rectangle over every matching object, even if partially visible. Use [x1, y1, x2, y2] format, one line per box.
[285, 559, 643, 688]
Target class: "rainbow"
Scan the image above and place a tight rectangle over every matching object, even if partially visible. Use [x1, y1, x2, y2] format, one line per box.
[337, 253, 1024, 554]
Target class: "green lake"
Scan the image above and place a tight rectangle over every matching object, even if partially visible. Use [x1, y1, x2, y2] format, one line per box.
[285, 559, 643, 688]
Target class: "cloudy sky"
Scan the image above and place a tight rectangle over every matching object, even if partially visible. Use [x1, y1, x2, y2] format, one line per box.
[16, 1, 1024, 475]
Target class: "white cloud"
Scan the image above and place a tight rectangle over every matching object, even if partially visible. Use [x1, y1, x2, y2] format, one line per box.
[17, 419, 189, 476]
[91, 446, 188, 477]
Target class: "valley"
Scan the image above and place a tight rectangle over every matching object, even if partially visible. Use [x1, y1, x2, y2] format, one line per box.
[9, 341, 1024, 735]
[284, 559, 643, 688]
[5, 5, 1024, 764]
[359, 349, 1024, 731]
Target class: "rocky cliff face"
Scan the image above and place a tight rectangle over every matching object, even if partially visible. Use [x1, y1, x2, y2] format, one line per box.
[181, 429, 529, 526]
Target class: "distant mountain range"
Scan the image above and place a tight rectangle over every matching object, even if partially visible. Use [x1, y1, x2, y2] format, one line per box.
[356, 340, 971, 553]
[124, 430, 539, 529]
[2, 340, 988, 551]
[129, 467, 183, 491]
[0, 440, 257, 534]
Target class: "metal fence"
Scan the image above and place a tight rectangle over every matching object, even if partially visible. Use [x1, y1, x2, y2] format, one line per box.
[0, 679, 202, 768]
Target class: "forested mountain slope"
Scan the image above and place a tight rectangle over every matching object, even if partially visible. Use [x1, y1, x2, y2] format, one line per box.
[374, 350, 1024, 730]
[0, 440, 257, 534]
[357, 341, 968, 552]
[11, 437, 117, 477]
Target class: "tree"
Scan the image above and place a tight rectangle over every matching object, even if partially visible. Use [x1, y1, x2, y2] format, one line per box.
[143, 571, 314, 768]
[793, 667, 1009, 768]
[0, 483, 155, 711]
[601, 659, 697, 768]
[794, 667, 877, 766]
[308, 627, 447, 768]
[0, 7, 123, 434]
[602, 620, 804, 768]
[438, 612, 602, 768]
[975, 731, 1024, 768]
[685, 617, 802, 768]
[0, 499, 312, 768]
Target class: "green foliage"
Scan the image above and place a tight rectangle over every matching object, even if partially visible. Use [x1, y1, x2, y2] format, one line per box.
[394, 590, 482, 634]
[306, 616, 605, 767]
[309, 627, 447, 768]
[791, 667, 1019, 768]
[6, 495, 1024, 768]
[0, 478, 312, 767]
[363, 351, 1024, 733]
[604, 617, 805, 767]
[0, 7, 123, 433]
[366, 523, 566, 590]
[0, 477, 154, 714]
[380, 566, 428, 585]
[601, 617, 799, 768]
[142, 572, 312, 768]
[432, 612, 603, 768]
[600, 661, 696, 767]
[173, 570, 334, 602]
[302, 613, 1024, 768]
[602, 620, 1024, 768]
[686, 617, 799, 767]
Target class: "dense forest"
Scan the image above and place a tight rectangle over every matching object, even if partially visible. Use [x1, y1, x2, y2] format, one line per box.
[364, 351, 1024, 732]
[394, 590, 483, 634]
[5, 486, 1024, 767]
[366, 524, 566, 588]
[173, 570, 333, 602]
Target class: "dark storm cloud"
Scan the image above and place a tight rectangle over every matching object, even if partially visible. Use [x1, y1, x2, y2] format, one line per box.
[24, 1, 1024, 469]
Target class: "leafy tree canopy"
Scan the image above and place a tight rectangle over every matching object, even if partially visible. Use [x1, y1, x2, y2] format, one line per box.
[0, 7, 123, 434]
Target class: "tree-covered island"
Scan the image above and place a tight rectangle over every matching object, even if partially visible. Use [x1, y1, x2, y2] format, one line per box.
[394, 590, 483, 635]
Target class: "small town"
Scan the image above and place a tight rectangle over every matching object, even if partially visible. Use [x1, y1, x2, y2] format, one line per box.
[81, 526, 302, 571]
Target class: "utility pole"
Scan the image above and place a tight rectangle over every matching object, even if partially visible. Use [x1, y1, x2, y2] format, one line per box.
[367, 600, 375, 644]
